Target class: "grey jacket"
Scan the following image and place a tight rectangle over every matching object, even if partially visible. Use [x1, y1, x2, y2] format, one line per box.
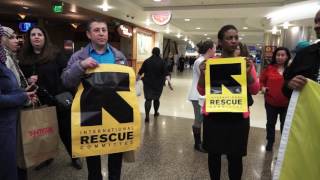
[61, 43, 127, 90]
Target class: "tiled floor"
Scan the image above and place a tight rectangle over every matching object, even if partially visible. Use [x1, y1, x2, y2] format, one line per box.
[28, 67, 282, 180]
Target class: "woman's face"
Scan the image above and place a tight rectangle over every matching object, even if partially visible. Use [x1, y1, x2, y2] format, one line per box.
[221, 29, 239, 54]
[275, 50, 288, 65]
[30, 28, 45, 50]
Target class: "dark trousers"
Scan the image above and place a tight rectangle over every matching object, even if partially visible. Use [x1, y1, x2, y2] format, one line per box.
[57, 109, 72, 157]
[86, 153, 123, 180]
[265, 103, 287, 143]
[208, 153, 243, 180]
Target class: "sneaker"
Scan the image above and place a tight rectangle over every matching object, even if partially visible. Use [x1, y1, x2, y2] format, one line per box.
[145, 117, 149, 122]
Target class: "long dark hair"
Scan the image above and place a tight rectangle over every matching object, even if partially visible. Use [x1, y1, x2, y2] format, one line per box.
[19, 26, 58, 65]
[218, 25, 238, 41]
[270, 47, 291, 68]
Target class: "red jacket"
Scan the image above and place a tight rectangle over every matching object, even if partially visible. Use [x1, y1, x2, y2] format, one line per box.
[260, 65, 289, 107]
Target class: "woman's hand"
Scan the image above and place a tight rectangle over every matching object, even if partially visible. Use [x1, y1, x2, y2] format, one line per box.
[28, 75, 38, 84]
[288, 75, 307, 90]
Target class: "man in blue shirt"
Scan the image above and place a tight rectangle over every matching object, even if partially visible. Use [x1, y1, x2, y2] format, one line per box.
[62, 18, 127, 180]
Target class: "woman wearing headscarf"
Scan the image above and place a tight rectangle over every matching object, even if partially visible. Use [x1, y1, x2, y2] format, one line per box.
[0, 24, 35, 180]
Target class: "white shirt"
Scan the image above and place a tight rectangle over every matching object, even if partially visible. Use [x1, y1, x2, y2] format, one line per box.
[188, 55, 205, 101]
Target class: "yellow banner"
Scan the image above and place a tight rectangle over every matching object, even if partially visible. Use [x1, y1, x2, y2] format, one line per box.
[273, 80, 320, 180]
[205, 57, 248, 112]
[71, 64, 141, 158]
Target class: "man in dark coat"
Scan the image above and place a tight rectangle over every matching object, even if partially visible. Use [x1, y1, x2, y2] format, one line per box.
[282, 9, 320, 97]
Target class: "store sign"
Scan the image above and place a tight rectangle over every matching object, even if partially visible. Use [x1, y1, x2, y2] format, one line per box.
[151, 11, 172, 26]
[117, 25, 133, 38]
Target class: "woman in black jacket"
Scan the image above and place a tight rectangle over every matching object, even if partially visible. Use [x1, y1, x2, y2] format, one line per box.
[19, 26, 82, 170]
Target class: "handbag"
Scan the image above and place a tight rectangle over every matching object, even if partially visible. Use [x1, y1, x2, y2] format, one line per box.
[54, 91, 73, 109]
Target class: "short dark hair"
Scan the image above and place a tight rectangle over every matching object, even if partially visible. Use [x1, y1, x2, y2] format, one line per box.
[86, 18, 108, 31]
[218, 25, 238, 41]
[196, 40, 214, 54]
[152, 47, 160, 56]
[271, 47, 291, 68]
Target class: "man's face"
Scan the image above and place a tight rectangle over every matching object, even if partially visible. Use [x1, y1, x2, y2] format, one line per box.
[86, 22, 108, 47]
[3, 34, 19, 52]
[315, 10, 320, 39]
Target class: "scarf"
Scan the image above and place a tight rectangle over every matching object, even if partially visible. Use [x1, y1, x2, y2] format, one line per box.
[0, 24, 7, 64]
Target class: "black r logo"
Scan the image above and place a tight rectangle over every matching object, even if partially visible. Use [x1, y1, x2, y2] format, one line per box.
[80, 72, 133, 126]
[210, 63, 242, 94]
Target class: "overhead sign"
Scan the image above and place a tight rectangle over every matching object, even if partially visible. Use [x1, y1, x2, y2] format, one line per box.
[71, 64, 141, 158]
[151, 11, 172, 26]
[205, 57, 248, 112]
[117, 25, 133, 38]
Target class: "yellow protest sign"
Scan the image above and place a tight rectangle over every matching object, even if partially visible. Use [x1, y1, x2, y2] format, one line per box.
[205, 57, 248, 112]
[273, 80, 320, 180]
[71, 64, 141, 158]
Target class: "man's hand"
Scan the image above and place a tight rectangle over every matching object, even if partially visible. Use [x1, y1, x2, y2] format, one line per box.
[199, 60, 207, 72]
[288, 75, 307, 90]
[167, 81, 174, 91]
[80, 57, 99, 69]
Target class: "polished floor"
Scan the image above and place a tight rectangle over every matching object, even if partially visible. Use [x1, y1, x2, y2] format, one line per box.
[29, 67, 281, 180]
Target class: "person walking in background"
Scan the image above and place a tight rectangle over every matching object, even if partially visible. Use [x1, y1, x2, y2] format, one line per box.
[61, 18, 127, 180]
[188, 40, 215, 153]
[0, 24, 36, 180]
[197, 25, 259, 180]
[137, 47, 173, 122]
[19, 26, 82, 170]
[260, 47, 290, 151]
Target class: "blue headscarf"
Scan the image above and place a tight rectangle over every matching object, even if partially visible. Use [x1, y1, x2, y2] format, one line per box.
[0, 24, 7, 64]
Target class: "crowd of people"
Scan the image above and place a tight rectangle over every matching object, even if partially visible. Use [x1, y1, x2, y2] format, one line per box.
[0, 8, 319, 180]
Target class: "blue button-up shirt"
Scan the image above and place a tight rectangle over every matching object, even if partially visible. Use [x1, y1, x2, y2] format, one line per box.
[89, 44, 115, 64]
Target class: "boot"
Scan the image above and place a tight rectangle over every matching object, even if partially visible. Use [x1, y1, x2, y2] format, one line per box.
[266, 141, 273, 151]
[192, 126, 207, 153]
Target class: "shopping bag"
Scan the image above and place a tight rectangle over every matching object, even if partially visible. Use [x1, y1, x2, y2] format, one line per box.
[135, 81, 141, 96]
[17, 106, 60, 168]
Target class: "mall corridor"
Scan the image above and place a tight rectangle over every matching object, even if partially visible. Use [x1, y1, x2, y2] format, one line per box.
[28, 68, 280, 180]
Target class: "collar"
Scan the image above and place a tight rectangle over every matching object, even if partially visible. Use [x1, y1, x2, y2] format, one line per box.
[89, 43, 111, 54]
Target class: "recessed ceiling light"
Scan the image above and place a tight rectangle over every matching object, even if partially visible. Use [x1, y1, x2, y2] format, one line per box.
[22, 6, 29, 10]
[243, 27, 248, 30]
[184, 18, 191, 22]
[239, 37, 243, 40]
[184, 37, 188, 41]
[145, 19, 151, 26]
[98, 3, 112, 11]
[204, 34, 207, 36]
[206, 37, 211, 40]
[153, 0, 162, 2]
[196, 27, 201, 30]
[176, 33, 182, 38]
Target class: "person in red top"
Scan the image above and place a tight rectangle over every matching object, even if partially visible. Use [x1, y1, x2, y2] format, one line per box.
[260, 47, 291, 151]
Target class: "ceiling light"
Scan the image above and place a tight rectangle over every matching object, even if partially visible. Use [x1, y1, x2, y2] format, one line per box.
[184, 18, 191, 22]
[153, 0, 162, 2]
[22, 6, 29, 10]
[176, 33, 182, 38]
[239, 37, 243, 40]
[243, 27, 248, 30]
[70, 23, 79, 29]
[272, 26, 278, 35]
[70, 4, 77, 13]
[206, 37, 211, 40]
[184, 37, 188, 41]
[291, 26, 299, 34]
[196, 27, 201, 30]
[165, 28, 170, 34]
[204, 34, 207, 36]
[18, 13, 26, 19]
[98, 1, 112, 12]
[145, 19, 151, 26]
[283, 22, 290, 29]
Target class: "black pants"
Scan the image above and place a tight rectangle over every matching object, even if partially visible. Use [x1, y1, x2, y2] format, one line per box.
[265, 103, 287, 143]
[208, 153, 243, 180]
[86, 153, 123, 180]
[57, 108, 73, 157]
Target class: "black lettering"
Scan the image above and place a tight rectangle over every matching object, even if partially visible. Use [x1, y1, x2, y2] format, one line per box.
[127, 131, 133, 140]
[91, 135, 98, 143]
[109, 133, 117, 142]
[118, 133, 126, 141]
[100, 134, 108, 142]
[81, 136, 89, 144]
